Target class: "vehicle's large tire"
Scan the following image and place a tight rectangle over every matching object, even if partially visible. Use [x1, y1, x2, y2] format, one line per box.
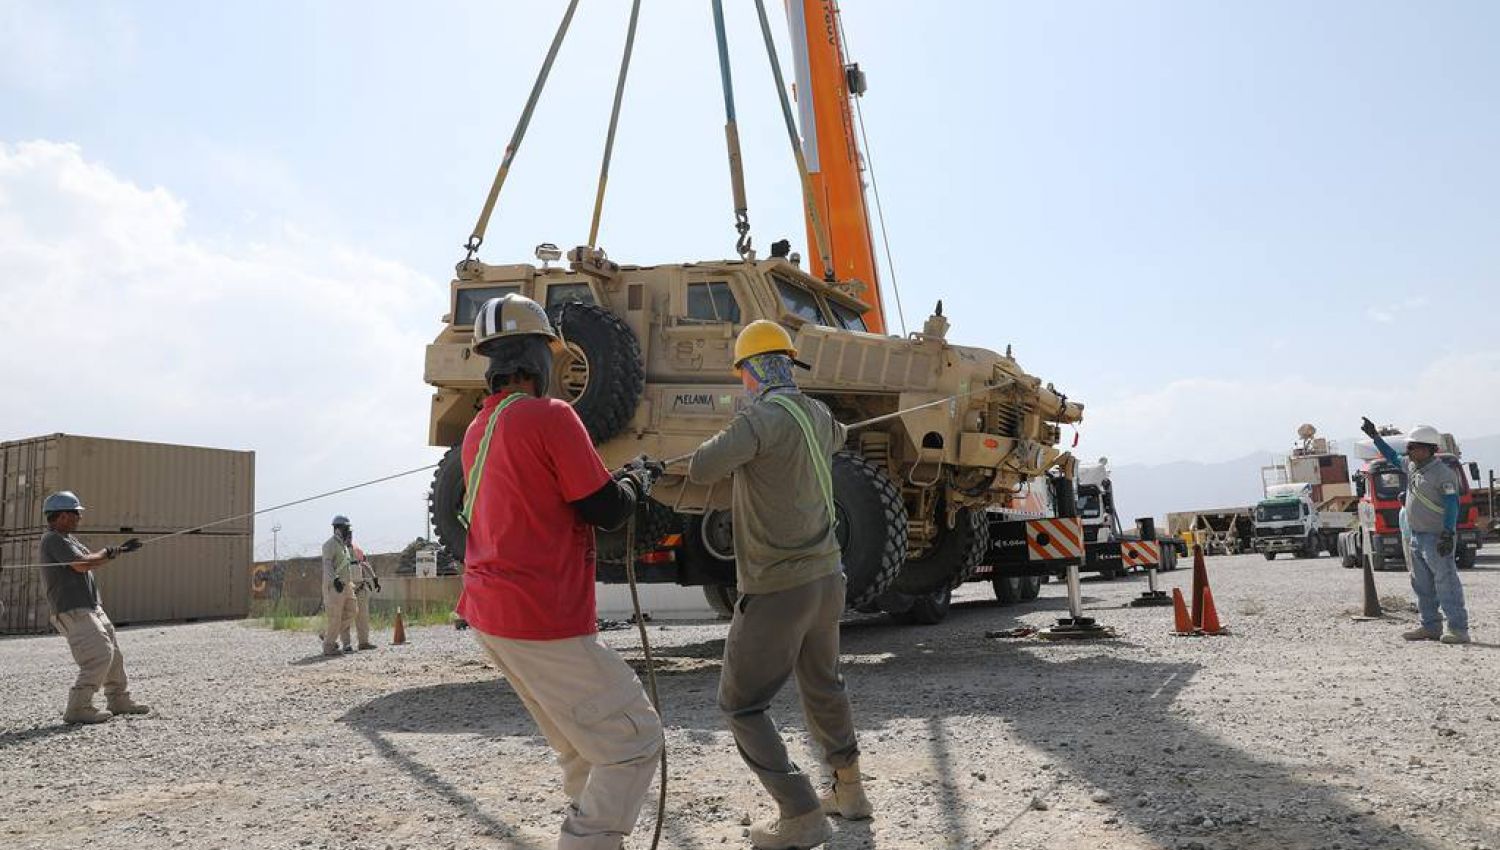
[896, 586, 952, 625]
[1263, 552, 1276, 561]
[547, 302, 644, 444]
[891, 507, 989, 595]
[596, 498, 678, 564]
[1457, 547, 1475, 570]
[681, 509, 737, 583]
[1017, 574, 1043, 601]
[703, 583, 738, 619]
[832, 451, 907, 610]
[993, 575, 1021, 604]
[429, 443, 468, 564]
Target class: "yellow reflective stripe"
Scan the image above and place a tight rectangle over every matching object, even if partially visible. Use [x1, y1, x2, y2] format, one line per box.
[459, 393, 527, 529]
[1409, 485, 1444, 516]
[766, 394, 836, 524]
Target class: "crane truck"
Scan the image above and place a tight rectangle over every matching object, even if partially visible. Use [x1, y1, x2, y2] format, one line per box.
[1253, 425, 1357, 560]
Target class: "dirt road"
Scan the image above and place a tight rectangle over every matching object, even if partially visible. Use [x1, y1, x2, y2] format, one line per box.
[3, 553, 1497, 850]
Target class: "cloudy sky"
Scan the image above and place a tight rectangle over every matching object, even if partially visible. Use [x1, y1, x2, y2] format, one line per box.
[2, 1, 1497, 557]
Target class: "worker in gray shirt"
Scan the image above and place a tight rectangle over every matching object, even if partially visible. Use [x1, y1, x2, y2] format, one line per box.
[1362, 419, 1470, 644]
[688, 321, 870, 850]
[37, 491, 151, 724]
[319, 515, 358, 656]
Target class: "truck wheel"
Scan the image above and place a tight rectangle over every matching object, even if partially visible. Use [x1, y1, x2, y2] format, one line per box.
[832, 451, 908, 610]
[1018, 574, 1043, 600]
[1457, 548, 1475, 570]
[547, 302, 644, 444]
[703, 583, 738, 619]
[891, 506, 989, 595]
[993, 576, 1020, 604]
[596, 500, 678, 564]
[429, 443, 468, 564]
[896, 586, 952, 625]
[681, 509, 737, 586]
[1263, 552, 1275, 561]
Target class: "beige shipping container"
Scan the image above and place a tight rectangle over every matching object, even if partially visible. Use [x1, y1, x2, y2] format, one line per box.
[0, 532, 251, 634]
[1, 434, 254, 537]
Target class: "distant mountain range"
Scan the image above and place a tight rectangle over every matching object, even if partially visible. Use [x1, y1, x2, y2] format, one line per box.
[1110, 433, 1500, 526]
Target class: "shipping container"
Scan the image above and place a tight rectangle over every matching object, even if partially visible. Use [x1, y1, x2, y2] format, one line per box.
[1318, 455, 1351, 486]
[1, 434, 254, 537]
[0, 531, 251, 634]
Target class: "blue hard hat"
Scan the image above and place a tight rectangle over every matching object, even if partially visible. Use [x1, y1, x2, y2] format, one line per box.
[43, 491, 85, 514]
[332, 515, 351, 526]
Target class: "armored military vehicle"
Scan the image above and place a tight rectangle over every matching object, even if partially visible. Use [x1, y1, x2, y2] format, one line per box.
[424, 248, 1083, 612]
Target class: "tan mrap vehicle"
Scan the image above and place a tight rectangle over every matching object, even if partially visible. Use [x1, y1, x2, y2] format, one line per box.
[424, 248, 1083, 616]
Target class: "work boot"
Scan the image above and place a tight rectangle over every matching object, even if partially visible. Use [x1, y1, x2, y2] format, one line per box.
[749, 809, 832, 850]
[1402, 626, 1439, 641]
[1440, 627, 1472, 645]
[63, 691, 113, 725]
[341, 645, 355, 654]
[357, 642, 377, 650]
[819, 763, 874, 820]
[322, 646, 342, 657]
[106, 692, 151, 715]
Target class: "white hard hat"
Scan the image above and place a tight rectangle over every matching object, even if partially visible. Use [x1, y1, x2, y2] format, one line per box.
[1406, 425, 1442, 448]
[472, 293, 557, 355]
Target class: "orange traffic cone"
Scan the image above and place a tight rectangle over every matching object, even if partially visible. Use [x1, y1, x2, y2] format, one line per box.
[392, 607, 407, 646]
[1190, 545, 1208, 629]
[1199, 586, 1230, 636]
[1171, 588, 1197, 636]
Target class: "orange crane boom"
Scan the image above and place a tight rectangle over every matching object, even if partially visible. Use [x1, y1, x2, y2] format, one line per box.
[785, 0, 887, 333]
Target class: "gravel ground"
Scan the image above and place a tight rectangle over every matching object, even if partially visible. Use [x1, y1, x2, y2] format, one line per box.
[3, 552, 1498, 850]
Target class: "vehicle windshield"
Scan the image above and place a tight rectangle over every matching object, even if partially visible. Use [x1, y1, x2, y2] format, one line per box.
[1256, 502, 1300, 522]
[454, 285, 521, 325]
[1372, 465, 1406, 500]
[827, 299, 868, 332]
[1077, 489, 1101, 518]
[774, 276, 831, 326]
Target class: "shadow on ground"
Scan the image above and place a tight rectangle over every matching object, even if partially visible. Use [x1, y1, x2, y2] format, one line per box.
[342, 589, 1447, 850]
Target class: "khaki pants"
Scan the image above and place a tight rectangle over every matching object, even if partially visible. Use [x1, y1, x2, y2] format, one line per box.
[321, 583, 357, 652]
[719, 571, 860, 817]
[474, 630, 662, 850]
[341, 585, 372, 647]
[52, 606, 129, 700]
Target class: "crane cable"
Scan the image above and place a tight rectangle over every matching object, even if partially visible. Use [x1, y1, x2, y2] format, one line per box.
[711, 0, 754, 259]
[832, 10, 909, 337]
[464, 0, 581, 264]
[587, 0, 643, 248]
[751, 0, 835, 281]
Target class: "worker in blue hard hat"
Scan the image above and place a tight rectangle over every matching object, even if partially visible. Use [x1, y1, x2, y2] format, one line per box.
[1361, 419, 1471, 644]
[37, 490, 150, 724]
[319, 515, 359, 656]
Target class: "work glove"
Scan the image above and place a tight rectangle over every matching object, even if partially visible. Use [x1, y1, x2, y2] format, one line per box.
[1360, 417, 1379, 439]
[1438, 530, 1455, 557]
[105, 538, 143, 559]
[614, 455, 665, 498]
[333, 577, 345, 594]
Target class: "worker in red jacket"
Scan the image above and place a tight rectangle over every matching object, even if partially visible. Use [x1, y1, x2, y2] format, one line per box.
[457, 294, 662, 850]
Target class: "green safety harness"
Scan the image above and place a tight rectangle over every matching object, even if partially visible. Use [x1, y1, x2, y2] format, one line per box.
[765, 393, 835, 525]
[459, 392, 528, 529]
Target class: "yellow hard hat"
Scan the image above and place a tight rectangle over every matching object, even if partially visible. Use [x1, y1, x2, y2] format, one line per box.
[734, 320, 807, 367]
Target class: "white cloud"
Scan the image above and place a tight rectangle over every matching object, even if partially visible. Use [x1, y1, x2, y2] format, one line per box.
[1081, 352, 1500, 466]
[1365, 296, 1429, 325]
[0, 140, 445, 558]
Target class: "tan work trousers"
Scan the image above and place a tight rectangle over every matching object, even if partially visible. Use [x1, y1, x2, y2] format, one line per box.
[340, 585, 371, 647]
[719, 571, 860, 817]
[474, 630, 662, 850]
[321, 583, 357, 652]
[51, 606, 129, 700]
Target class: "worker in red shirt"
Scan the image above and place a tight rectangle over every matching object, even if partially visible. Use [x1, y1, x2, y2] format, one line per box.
[456, 294, 662, 850]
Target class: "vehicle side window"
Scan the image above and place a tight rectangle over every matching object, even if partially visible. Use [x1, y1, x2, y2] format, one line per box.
[774, 277, 830, 326]
[686, 281, 741, 323]
[544, 283, 595, 308]
[827, 300, 868, 332]
[455, 285, 521, 325]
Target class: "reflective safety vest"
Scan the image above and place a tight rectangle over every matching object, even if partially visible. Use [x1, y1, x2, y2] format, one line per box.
[765, 394, 835, 525]
[459, 392, 528, 529]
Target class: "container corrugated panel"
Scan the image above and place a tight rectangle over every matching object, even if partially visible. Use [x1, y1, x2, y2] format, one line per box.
[1, 535, 51, 635]
[1319, 455, 1350, 485]
[0, 532, 250, 632]
[0, 434, 254, 537]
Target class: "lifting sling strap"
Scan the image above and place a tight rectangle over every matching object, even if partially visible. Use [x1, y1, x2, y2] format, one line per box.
[765, 394, 836, 526]
[459, 393, 528, 529]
